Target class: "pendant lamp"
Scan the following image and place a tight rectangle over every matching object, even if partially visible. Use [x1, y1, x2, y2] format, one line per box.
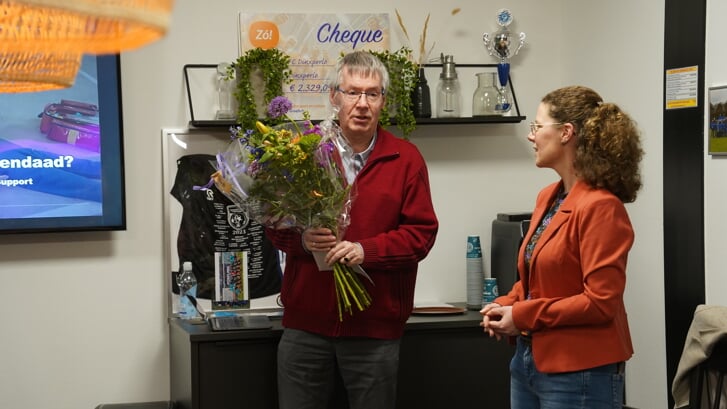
[0, 0, 174, 92]
[0, 51, 82, 92]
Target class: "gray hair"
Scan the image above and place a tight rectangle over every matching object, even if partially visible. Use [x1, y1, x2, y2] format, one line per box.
[330, 51, 389, 92]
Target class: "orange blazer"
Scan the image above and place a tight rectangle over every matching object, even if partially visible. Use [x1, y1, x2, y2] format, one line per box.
[495, 179, 634, 373]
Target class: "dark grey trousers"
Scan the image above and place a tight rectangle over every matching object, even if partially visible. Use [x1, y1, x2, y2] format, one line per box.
[277, 328, 401, 409]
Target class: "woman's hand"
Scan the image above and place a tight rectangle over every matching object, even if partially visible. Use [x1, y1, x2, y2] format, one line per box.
[480, 303, 503, 339]
[480, 304, 519, 339]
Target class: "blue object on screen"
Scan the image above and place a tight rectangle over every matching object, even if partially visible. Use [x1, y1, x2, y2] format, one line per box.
[0, 55, 126, 234]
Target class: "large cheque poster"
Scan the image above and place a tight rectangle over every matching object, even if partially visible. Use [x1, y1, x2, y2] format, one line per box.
[239, 13, 390, 120]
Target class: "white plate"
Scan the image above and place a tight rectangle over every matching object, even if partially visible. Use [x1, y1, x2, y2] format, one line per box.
[411, 306, 467, 315]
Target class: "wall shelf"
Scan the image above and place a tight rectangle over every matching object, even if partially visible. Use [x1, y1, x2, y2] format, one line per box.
[184, 63, 526, 129]
[404, 115, 524, 125]
[410, 63, 526, 124]
[189, 115, 525, 128]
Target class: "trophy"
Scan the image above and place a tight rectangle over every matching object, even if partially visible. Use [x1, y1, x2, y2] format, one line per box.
[482, 9, 526, 113]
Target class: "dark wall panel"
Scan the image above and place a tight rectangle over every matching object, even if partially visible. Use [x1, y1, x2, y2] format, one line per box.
[663, 1, 706, 407]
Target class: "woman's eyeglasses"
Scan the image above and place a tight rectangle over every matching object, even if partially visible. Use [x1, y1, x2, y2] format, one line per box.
[335, 87, 385, 103]
[529, 122, 564, 134]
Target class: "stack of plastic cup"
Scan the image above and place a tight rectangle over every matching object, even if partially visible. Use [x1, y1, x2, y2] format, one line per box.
[482, 277, 499, 305]
[466, 235, 485, 310]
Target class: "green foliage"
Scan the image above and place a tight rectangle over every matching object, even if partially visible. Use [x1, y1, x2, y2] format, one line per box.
[234, 114, 349, 233]
[225, 111, 371, 321]
[709, 131, 727, 153]
[368, 48, 419, 137]
[228, 48, 293, 130]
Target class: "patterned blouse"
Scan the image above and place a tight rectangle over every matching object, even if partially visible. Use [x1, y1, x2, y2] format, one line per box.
[524, 187, 568, 274]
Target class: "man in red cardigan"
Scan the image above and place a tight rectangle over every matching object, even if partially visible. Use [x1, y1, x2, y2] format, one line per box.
[265, 51, 438, 409]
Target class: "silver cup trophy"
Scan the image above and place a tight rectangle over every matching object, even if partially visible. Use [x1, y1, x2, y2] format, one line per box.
[482, 9, 525, 113]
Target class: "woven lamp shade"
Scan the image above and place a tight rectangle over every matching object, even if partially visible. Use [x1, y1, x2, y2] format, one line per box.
[0, 51, 82, 93]
[1, 0, 174, 54]
[0, 0, 174, 92]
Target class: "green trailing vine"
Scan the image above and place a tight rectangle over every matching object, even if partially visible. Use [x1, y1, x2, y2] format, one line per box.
[368, 47, 419, 137]
[227, 48, 293, 130]
[227, 47, 417, 136]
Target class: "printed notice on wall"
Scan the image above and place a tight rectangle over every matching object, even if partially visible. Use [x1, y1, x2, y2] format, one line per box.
[665, 66, 699, 110]
[239, 13, 390, 120]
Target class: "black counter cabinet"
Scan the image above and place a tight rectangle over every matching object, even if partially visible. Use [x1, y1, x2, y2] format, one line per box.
[169, 308, 514, 409]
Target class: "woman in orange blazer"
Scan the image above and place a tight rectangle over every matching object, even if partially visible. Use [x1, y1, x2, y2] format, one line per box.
[481, 85, 643, 409]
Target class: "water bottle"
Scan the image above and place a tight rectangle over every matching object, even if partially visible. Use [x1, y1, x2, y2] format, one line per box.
[176, 261, 198, 319]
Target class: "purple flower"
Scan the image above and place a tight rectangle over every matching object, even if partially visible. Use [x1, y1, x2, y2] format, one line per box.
[230, 125, 243, 139]
[248, 161, 261, 176]
[230, 126, 254, 143]
[320, 141, 335, 154]
[268, 96, 293, 119]
[315, 141, 335, 166]
[249, 146, 265, 160]
[303, 124, 322, 136]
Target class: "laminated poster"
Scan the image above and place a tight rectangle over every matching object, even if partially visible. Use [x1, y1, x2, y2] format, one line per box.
[239, 13, 390, 120]
[213, 251, 249, 310]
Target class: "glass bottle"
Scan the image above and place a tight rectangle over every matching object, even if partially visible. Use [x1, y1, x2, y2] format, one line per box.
[215, 62, 235, 120]
[472, 72, 499, 116]
[436, 55, 461, 118]
[411, 67, 432, 118]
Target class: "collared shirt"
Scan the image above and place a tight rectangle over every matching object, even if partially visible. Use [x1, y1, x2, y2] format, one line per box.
[342, 132, 376, 184]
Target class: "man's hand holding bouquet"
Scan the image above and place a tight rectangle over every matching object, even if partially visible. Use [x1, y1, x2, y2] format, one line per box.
[212, 96, 372, 321]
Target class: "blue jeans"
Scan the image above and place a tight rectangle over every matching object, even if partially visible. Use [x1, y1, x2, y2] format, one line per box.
[510, 337, 625, 409]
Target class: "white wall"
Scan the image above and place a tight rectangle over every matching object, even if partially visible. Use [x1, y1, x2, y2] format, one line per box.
[0, 0, 674, 408]
[562, 2, 667, 407]
[705, 0, 727, 307]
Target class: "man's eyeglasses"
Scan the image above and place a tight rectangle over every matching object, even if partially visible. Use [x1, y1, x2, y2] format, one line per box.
[335, 87, 385, 103]
[529, 122, 564, 135]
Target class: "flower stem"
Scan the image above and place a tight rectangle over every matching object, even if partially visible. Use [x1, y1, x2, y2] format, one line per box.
[340, 267, 364, 311]
[344, 268, 372, 305]
[331, 263, 372, 319]
[334, 264, 353, 316]
[333, 270, 343, 321]
[287, 115, 304, 136]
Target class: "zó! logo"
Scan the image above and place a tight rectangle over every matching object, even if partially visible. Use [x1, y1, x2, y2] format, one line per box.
[249, 21, 280, 49]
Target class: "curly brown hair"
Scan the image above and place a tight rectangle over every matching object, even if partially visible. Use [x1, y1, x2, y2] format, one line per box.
[542, 86, 644, 203]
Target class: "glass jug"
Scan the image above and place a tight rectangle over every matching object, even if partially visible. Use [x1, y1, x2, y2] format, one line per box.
[472, 72, 499, 116]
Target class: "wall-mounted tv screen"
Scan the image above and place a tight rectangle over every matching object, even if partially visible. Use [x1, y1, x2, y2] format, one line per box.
[0, 55, 126, 234]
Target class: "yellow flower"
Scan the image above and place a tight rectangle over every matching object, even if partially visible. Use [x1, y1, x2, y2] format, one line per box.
[215, 96, 372, 321]
[255, 120, 271, 134]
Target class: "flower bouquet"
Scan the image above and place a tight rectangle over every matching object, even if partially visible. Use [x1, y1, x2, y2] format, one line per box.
[212, 96, 372, 320]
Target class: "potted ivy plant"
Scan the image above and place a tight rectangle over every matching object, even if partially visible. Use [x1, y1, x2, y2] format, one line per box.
[368, 47, 418, 137]
[373, 8, 462, 137]
[227, 47, 418, 136]
[227, 47, 292, 130]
